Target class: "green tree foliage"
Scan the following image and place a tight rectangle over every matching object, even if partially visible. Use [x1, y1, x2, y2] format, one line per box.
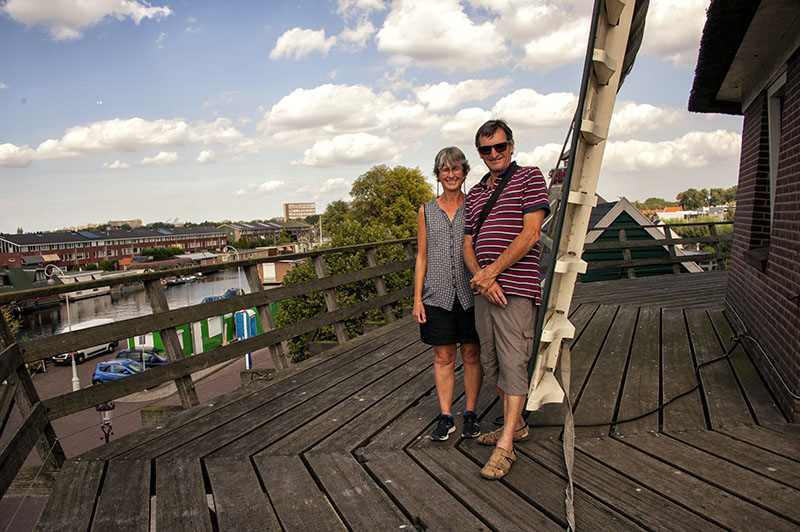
[98, 260, 118, 271]
[322, 200, 351, 232]
[1, 306, 21, 340]
[349, 165, 434, 238]
[676, 188, 707, 210]
[275, 221, 410, 363]
[669, 215, 734, 256]
[141, 246, 183, 261]
[277, 228, 295, 244]
[304, 214, 320, 226]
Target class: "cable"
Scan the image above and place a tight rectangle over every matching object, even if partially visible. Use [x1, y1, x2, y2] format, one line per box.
[497, 334, 745, 429]
[3, 438, 59, 532]
[725, 300, 800, 401]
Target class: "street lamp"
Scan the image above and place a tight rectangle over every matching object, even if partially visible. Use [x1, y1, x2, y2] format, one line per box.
[223, 245, 243, 294]
[46, 264, 80, 391]
[96, 401, 115, 444]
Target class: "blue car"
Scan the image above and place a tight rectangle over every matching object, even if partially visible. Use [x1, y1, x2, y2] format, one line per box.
[201, 295, 222, 303]
[223, 288, 245, 298]
[92, 359, 145, 385]
[115, 349, 168, 369]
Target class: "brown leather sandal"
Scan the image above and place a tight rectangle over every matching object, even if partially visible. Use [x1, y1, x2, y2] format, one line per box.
[480, 446, 517, 480]
[476, 423, 530, 446]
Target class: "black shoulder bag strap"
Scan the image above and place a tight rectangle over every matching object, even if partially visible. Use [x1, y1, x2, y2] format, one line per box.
[474, 170, 513, 240]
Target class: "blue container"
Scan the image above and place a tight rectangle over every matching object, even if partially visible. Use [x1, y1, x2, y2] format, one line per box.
[235, 309, 257, 368]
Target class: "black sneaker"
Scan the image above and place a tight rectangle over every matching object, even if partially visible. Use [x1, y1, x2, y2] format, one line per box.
[431, 414, 455, 441]
[462, 411, 481, 438]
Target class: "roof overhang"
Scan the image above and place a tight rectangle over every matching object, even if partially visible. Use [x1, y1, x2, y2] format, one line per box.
[689, 0, 800, 115]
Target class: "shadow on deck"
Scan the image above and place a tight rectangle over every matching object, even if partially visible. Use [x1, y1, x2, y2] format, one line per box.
[32, 272, 799, 531]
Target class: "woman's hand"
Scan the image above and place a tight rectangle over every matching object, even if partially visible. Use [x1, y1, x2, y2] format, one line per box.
[413, 299, 426, 324]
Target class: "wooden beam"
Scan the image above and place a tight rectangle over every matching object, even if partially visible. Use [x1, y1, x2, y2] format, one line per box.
[144, 280, 199, 410]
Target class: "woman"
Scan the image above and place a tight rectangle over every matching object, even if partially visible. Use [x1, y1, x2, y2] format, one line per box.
[413, 147, 483, 441]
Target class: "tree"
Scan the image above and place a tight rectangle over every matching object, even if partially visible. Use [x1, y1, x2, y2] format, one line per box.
[304, 214, 320, 226]
[140, 246, 182, 261]
[676, 188, 706, 210]
[321, 200, 351, 233]
[275, 221, 410, 362]
[16, 227, 23, 234]
[349, 165, 434, 238]
[277, 229, 294, 244]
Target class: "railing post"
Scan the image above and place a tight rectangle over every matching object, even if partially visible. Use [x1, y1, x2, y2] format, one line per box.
[0, 312, 65, 471]
[708, 223, 724, 270]
[243, 264, 289, 370]
[618, 229, 636, 279]
[144, 280, 200, 409]
[365, 247, 396, 324]
[312, 255, 349, 344]
[665, 224, 682, 274]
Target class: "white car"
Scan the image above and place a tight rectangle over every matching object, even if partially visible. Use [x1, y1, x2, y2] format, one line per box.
[52, 318, 118, 365]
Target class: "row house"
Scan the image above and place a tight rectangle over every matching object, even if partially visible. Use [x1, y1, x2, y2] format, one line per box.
[219, 221, 312, 242]
[0, 226, 227, 269]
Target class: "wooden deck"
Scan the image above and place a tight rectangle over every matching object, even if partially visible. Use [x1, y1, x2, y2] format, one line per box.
[33, 272, 799, 531]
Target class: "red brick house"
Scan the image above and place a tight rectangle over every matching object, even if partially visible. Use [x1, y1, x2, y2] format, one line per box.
[689, 0, 800, 420]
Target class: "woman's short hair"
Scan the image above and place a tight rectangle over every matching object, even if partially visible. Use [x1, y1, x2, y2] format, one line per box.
[433, 146, 470, 177]
[475, 119, 513, 147]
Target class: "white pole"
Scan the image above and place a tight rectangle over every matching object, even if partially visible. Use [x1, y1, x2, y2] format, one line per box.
[66, 293, 80, 391]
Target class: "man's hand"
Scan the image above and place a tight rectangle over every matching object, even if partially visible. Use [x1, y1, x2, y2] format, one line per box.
[470, 266, 497, 294]
[472, 277, 507, 308]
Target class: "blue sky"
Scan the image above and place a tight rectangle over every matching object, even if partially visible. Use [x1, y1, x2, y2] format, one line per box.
[0, 0, 743, 233]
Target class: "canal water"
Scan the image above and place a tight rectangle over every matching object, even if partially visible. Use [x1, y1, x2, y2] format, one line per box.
[20, 270, 249, 341]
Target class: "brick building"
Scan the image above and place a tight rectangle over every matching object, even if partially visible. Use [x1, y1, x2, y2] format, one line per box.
[689, 0, 800, 420]
[0, 226, 227, 270]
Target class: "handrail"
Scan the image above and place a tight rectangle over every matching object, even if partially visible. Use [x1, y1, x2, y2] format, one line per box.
[0, 238, 416, 498]
[0, 238, 415, 305]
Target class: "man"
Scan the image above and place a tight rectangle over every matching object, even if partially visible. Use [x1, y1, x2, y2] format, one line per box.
[463, 119, 549, 480]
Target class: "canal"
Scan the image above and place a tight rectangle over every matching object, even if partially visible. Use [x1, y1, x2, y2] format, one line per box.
[19, 269, 249, 341]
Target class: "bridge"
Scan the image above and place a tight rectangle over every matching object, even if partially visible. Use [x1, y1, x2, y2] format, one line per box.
[1, 233, 797, 531]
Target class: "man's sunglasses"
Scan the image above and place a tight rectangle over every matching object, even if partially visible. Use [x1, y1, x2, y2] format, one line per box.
[478, 141, 510, 156]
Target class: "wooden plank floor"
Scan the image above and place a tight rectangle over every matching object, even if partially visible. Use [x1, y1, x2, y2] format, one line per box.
[33, 272, 799, 531]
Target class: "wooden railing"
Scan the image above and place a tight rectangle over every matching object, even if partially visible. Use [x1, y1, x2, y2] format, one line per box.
[541, 220, 733, 279]
[0, 238, 416, 497]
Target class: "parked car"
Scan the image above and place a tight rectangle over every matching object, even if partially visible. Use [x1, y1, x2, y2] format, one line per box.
[52, 318, 118, 365]
[92, 359, 144, 385]
[223, 288, 245, 298]
[201, 295, 222, 303]
[115, 349, 168, 369]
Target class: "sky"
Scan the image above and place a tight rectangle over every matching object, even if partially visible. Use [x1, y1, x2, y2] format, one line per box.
[0, 0, 744, 234]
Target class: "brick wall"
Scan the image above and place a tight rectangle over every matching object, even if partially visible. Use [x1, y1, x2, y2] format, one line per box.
[727, 50, 800, 422]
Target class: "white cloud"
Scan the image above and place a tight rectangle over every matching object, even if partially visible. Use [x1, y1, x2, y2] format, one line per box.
[234, 180, 286, 196]
[610, 102, 684, 138]
[34, 117, 188, 160]
[516, 143, 563, 171]
[270, 28, 337, 60]
[197, 150, 216, 164]
[155, 32, 167, 48]
[102, 160, 130, 169]
[640, 0, 707, 67]
[141, 151, 178, 166]
[320, 177, 351, 193]
[376, 0, 508, 71]
[492, 89, 577, 129]
[338, 18, 375, 49]
[337, 0, 386, 14]
[604, 130, 741, 171]
[261, 84, 390, 136]
[414, 78, 512, 112]
[519, 18, 589, 71]
[188, 117, 245, 146]
[0, 143, 36, 167]
[1, 0, 172, 41]
[293, 133, 402, 166]
[0, 82, 8, 89]
[440, 107, 492, 142]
